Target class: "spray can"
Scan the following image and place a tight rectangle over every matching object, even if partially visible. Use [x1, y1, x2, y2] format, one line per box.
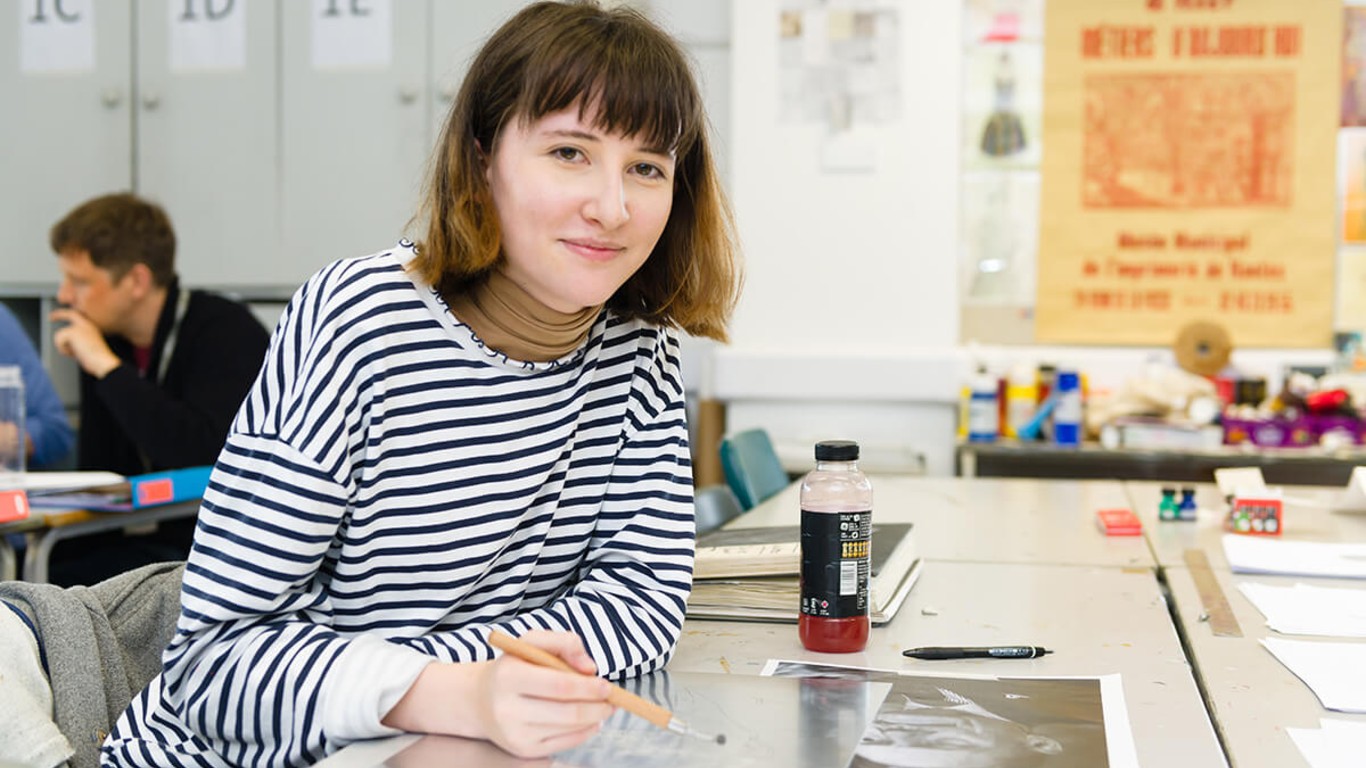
[1053, 370, 1082, 446]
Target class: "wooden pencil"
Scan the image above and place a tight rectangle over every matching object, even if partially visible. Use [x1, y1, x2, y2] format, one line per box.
[486, 629, 725, 745]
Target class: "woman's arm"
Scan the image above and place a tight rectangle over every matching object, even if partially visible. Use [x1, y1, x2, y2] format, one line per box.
[381, 630, 613, 758]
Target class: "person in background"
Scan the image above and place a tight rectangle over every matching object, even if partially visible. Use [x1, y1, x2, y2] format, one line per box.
[47, 193, 271, 584]
[0, 303, 74, 469]
[103, 1, 741, 765]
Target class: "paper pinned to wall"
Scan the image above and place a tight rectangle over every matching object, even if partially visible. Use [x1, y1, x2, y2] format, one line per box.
[170, 0, 247, 73]
[310, 0, 393, 70]
[20, 0, 96, 74]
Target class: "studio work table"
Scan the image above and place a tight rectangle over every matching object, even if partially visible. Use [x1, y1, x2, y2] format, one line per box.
[0, 498, 201, 582]
[316, 474, 1366, 767]
[1125, 480, 1366, 768]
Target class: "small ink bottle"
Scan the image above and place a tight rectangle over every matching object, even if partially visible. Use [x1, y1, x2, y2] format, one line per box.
[1158, 486, 1180, 521]
[1178, 487, 1198, 521]
[799, 440, 872, 653]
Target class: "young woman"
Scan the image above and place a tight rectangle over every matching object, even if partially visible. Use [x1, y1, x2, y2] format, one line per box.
[101, 2, 740, 765]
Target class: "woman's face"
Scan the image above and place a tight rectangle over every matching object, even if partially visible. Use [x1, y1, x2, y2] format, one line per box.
[485, 105, 677, 313]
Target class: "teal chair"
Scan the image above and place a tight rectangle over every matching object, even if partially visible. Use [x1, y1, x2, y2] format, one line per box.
[719, 428, 789, 510]
[693, 484, 745, 535]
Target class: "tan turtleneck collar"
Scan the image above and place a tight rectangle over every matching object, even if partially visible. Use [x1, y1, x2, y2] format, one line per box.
[446, 269, 601, 362]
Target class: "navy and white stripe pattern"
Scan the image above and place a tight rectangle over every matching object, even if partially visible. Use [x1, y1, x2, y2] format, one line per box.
[102, 245, 696, 767]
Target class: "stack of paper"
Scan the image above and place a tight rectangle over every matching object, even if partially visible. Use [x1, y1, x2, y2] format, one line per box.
[20, 471, 125, 493]
[688, 523, 920, 625]
[1287, 719, 1366, 768]
[1222, 535, 1366, 580]
[23, 467, 211, 511]
[1262, 637, 1366, 713]
[1239, 583, 1366, 637]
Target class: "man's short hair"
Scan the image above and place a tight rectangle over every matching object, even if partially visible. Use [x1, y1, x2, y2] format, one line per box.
[50, 193, 176, 286]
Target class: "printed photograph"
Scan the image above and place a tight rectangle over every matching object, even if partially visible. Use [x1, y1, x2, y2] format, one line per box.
[769, 660, 1109, 768]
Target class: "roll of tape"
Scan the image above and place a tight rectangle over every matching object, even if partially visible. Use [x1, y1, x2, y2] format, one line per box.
[1174, 320, 1232, 378]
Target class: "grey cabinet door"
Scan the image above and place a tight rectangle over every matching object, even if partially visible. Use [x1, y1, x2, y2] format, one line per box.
[135, 0, 280, 287]
[2, 0, 134, 284]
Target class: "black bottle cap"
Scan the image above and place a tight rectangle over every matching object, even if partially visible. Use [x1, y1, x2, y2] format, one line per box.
[815, 440, 859, 461]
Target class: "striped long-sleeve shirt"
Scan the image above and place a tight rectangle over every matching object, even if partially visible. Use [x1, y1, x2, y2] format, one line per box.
[102, 244, 696, 767]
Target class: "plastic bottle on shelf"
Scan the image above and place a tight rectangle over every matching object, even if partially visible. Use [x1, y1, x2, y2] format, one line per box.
[1004, 362, 1038, 439]
[965, 365, 999, 443]
[799, 440, 872, 653]
[1036, 364, 1057, 405]
[1053, 369, 1082, 446]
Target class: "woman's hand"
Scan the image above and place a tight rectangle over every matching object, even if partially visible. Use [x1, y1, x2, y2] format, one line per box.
[382, 630, 614, 758]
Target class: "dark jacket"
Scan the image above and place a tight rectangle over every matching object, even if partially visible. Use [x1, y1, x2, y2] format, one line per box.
[53, 282, 269, 585]
[78, 280, 270, 475]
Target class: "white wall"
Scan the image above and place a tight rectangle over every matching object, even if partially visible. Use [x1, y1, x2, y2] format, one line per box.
[720, 0, 964, 475]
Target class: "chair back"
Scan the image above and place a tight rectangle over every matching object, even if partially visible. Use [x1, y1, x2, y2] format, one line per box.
[693, 484, 745, 535]
[719, 428, 789, 510]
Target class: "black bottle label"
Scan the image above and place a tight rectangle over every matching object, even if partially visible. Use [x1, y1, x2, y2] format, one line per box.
[799, 509, 871, 619]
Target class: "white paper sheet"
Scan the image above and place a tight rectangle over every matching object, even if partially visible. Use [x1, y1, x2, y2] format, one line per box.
[1332, 466, 1366, 513]
[19, 0, 95, 73]
[1214, 466, 1267, 496]
[1262, 637, 1366, 713]
[18, 471, 125, 492]
[1239, 582, 1366, 637]
[310, 0, 392, 70]
[1287, 719, 1366, 768]
[1222, 535, 1366, 580]
[170, 0, 247, 72]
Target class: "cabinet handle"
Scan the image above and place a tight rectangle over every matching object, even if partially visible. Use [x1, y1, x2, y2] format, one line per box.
[142, 92, 162, 110]
[101, 89, 123, 108]
[398, 85, 419, 104]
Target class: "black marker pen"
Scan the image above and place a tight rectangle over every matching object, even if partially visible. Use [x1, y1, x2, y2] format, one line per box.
[902, 646, 1052, 660]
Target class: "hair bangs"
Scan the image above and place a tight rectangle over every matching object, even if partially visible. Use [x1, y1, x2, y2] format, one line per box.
[516, 17, 702, 155]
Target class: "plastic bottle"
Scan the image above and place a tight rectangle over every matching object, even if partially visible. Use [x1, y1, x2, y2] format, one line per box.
[1004, 362, 1038, 439]
[1036, 364, 1057, 405]
[0, 366, 25, 490]
[799, 440, 873, 653]
[965, 366, 999, 443]
[1053, 369, 1082, 446]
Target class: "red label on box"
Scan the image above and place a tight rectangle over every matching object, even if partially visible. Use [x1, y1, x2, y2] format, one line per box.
[1227, 496, 1283, 536]
[0, 489, 30, 523]
[1096, 508, 1142, 536]
[136, 478, 175, 506]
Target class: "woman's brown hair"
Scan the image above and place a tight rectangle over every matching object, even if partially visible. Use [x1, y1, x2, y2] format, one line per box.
[410, 0, 741, 342]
